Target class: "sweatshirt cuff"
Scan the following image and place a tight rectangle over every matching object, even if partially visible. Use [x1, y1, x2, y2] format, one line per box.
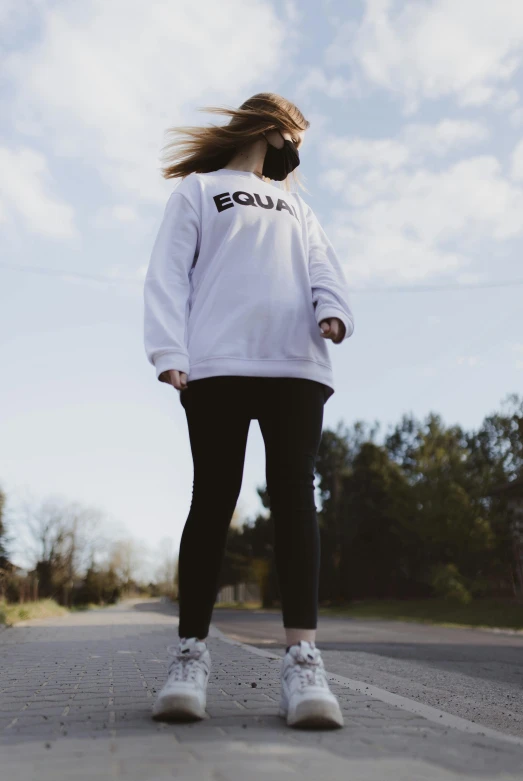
[315, 306, 354, 341]
[154, 351, 190, 379]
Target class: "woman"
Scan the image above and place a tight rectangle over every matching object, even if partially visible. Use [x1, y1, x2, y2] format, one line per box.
[144, 93, 354, 729]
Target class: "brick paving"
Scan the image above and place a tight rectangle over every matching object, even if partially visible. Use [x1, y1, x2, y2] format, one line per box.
[1, 599, 523, 780]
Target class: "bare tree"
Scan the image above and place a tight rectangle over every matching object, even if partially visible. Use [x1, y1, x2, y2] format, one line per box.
[153, 537, 177, 595]
[11, 493, 107, 603]
[0, 484, 9, 567]
[107, 538, 146, 594]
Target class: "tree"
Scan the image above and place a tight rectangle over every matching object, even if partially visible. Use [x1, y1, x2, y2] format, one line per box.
[107, 539, 144, 594]
[238, 511, 279, 607]
[15, 495, 106, 605]
[0, 484, 12, 600]
[467, 394, 523, 595]
[153, 537, 178, 596]
[337, 442, 418, 600]
[386, 413, 496, 597]
[0, 485, 8, 568]
[314, 425, 353, 602]
[385, 413, 423, 477]
[315, 422, 383, 602]
[467, 394, 523, 485]
[74, 563, 121, 605]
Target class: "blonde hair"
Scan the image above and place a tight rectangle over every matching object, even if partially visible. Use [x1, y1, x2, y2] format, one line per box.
[160, 92, 310, 192]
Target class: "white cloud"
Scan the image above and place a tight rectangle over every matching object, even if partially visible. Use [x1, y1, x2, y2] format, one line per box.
[510, 108, 523, 128]
[495, 89, 520, 111]
[322, 120, 488, 180]
[110, 206, 138, 223]
[283, 0, 301, 23]
[401, 120, 489, 158]
[0, 146, 76, 238]
[511, 139, 523, 180]
[4, 0, 288, 203]
[511, 343, 523, 360]
[319, 125, 523, 283]
[296, 67, 359, 100]
[297, 111, 330, 149]
[454, 272, 488, 286]
[0, 0, 42, 44]
[456, 356, 483, 368]
[105, 264, 147, 283]
[92, 204, 144, 233]
[328, 220, 465, 282]
[327, 0, 523, 113]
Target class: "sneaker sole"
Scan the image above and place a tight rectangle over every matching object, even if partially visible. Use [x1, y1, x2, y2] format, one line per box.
[281, 699, 344, 729]
[152, 693, 207, 722]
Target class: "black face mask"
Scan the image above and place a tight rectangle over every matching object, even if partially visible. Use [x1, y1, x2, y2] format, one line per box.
[262, 133, 300, 181]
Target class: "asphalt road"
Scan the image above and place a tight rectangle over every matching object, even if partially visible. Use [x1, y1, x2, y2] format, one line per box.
[211, 607, 523, 738]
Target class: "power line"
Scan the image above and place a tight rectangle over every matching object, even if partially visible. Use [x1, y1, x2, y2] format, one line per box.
[0, 262, 139, 285]
[1, 260, 523, 293]
[355, 279, 523, 293]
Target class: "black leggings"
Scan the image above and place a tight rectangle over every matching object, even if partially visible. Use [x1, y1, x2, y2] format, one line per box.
[177, 375, 328, 639]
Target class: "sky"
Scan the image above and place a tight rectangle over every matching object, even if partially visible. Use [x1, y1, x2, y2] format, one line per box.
[1, 0, 523, 568]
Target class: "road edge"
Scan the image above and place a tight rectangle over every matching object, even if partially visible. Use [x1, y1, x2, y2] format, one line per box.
[209, 623, 523, 749]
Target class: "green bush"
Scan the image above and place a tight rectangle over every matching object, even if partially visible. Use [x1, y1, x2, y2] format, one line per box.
[0, 599, 68, 626]
[431, 563, 472, 604]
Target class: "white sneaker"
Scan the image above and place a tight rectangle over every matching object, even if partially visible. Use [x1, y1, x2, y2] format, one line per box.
[280, 641, 344, 728]
[152, 637, 211, 722]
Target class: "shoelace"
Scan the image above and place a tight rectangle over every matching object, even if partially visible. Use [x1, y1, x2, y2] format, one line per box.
[166, 643, 206, 683]
[287, 646, 328, 689]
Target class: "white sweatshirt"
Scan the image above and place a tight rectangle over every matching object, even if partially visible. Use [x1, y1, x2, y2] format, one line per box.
[144, 169, 354, 396]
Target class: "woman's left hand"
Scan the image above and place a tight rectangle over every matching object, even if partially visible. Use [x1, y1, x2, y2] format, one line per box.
[319, 317, 346, 344]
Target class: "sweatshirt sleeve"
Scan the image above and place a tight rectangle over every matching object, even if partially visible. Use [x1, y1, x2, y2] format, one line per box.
[144, 190, 200, 379]
[305, 202, 354, 342]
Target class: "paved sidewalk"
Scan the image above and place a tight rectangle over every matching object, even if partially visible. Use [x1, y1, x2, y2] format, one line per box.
[1, 599, 523, 780]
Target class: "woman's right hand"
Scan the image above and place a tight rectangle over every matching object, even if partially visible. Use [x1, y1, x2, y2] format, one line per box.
[159, 369, 188, 390]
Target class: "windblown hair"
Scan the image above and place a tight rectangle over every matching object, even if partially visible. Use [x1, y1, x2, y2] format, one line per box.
[160, 93, 310, 192]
